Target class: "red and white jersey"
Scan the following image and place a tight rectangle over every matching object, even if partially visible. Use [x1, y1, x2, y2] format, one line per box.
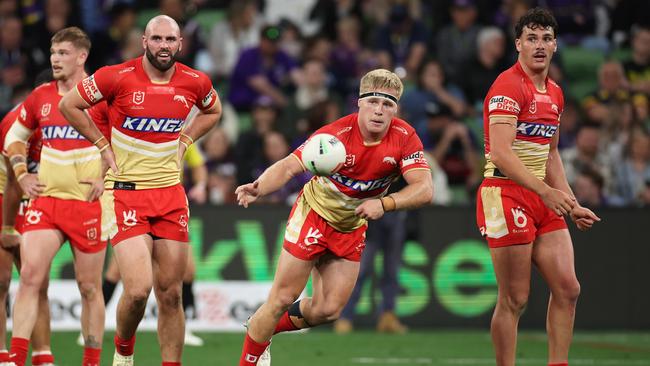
[483, 61, 564, 180]
[75, 56, 218, 189]
[13, 83, 107, 200]
[291, 114, 429, 232]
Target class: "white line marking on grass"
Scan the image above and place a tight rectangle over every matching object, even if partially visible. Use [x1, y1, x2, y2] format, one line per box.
[351, 357, 432, 364]
[442, 358, 650, 365]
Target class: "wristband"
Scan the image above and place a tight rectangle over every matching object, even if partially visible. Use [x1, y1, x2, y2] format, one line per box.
[1, 225, 18, 235]
[380, 195, 396, 212]
[93, 136, 109, 151]
[180, 133, 194, 147]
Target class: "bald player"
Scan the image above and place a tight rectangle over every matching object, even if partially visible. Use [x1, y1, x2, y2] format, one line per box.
[59, 16, 222, 366]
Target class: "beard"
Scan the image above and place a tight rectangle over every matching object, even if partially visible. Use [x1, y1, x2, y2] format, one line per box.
[145, 47, 177, 72]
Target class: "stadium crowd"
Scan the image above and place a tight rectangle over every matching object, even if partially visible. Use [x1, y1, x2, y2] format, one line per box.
[0, 0, 649, 207]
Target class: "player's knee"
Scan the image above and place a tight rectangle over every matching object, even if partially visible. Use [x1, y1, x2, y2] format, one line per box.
[156, 287, 182, 310]
[77, 280, 99, 301]
[18, 264, 46, 289]
[501, 292, 529, 313]
[270, 292, 301, 313]
[556, 279, 581, 304]
[124, 288, 151, 309]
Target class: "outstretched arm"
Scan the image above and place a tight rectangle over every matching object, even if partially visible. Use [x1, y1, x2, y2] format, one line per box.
[235, 154, 305, 208]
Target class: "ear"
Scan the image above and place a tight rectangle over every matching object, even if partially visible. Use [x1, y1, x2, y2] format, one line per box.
[78, 51, 88, 66]
[515, 38, 522, 53]
[142, 35, 147, 50]
[178, 36, 183, 53]
[357, 98, 362, 108]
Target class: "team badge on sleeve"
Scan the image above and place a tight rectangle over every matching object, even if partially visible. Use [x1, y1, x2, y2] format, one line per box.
[81, 75, 103, 103]
[488, 95, 520, 114]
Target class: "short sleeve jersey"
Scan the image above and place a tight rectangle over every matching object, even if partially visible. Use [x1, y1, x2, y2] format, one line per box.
[75, 56, 218, 189]
[483, 61, 564, 180]
[13, 82, 107, 200]
[292, 114, 430, 232]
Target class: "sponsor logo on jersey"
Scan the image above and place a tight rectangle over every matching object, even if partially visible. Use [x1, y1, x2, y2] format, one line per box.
[330, 173, 394, 192]
[182, 69, 199, 78]
[402, 151, 425, 167]
[488, 95, 520, 114]
[119, 66, 135, 74]
[173, 95, 189, 109]
[202, 88, 215, 108]
[41, 103, 51, 117]
[122, 116, 185, 133]
[336, 126, 352, 135]
[391, 125, 408, 135]
[382, 156, 397, 166]
[344, 154, 355, 167]
[42, 125, 86, 140]
[132, 91, 145, 105]
[516, 122, 558, 138]
[82, 75, 103, 103]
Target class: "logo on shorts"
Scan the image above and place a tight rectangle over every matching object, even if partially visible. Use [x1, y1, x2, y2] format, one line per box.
[86, 227, 97, 241]
[123, 210, 138, 227]
[179, 214, 188, 228]
[511, 207, 527, 228]
[25, 209, 43, 225]
[132, 91, 145, 105]
[244, 354, 258, 363]
[304, 227, 322, 246]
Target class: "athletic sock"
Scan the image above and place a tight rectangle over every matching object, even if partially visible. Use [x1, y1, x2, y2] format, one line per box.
[239, 333, 270, 366]
[273, 311, 299, 334]
[31, 350, 54, 365]
[102, 278, 118, 306]
[548, 363, 569, 366]
[114, 334, 136, 356]
[82, 347, 101, 366]
[182, 281, 195, 319]
[162, 362, 181, 366]
[8, 337, 29, 366]
[0, 349, 8, 362]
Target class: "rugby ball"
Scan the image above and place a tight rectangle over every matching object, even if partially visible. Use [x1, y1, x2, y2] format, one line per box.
[301, 133, 346, 176]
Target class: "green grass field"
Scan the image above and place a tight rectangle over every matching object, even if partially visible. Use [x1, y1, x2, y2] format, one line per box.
[37, 330, 650, 365]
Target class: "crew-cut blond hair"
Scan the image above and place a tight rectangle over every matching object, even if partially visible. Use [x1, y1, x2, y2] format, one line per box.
[359, 69, 404, 100]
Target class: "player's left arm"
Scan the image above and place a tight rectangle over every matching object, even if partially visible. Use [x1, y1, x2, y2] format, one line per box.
[355, 169, 433, 221]
[545, 132, 601, 230]
[180, 85, 222, 157]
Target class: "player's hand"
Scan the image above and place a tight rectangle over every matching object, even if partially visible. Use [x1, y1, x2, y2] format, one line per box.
[18, 173, 45, 199]
[355, 199, 385, 220]
[100, 146, 119, 176]
[540, 187, 576, 216]
[0, 229, 20, 249]
[80, 177, 105, 202]
[235, 181, 260, 208]
[188, 183, 207, 204]
[570, 205, 601, 231]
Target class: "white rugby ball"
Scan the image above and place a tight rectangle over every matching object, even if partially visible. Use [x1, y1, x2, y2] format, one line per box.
[301, 133, 347, 176]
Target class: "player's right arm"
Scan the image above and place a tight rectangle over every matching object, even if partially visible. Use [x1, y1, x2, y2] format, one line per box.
[489, 117, 575, 216]
[235, 154, 305, 208]
[59, 72, 119, 175]
[5, 101, 44, 198]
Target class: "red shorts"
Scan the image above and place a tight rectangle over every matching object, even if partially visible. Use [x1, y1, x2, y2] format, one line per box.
[102, 184, 189, 245]
[22, 196, 106, 253]
[283, 196, 366, 261]
[476, 178, 567, 248]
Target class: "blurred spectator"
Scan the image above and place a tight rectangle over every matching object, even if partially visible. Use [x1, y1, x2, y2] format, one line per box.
[400, 59, 467, 130]
[375, 3, 427, 81]
[278, 19, 304, 60]
[557, 99, 582, 150]
[253, 131, 311, 205]
[561, 123, 613, 192]
[623, 24, 650, 95]
[201, 127, 238, 205]
[462, 26, 509, 109]
[421, 102, 480, 189]
[88, 2, 136, 71]
[235, 96, 280, 184]
[160, 0, 203, 67]
[537, 0, 609, 51]
[289, 99, 340, 149]
[600, 101, 636, 162]
[26, 0, 78, 70]
[119, 28, 145, 61]
[0, 16, 31, 112]
[436, 0, 481, 86]
[574, 166, 608, 207]
[183, 143, 208, 204]
[207, 0, 262, 81]
[302, 35, 331, 66]
[0, 0, 17, 20]
[582, 61, 648, 124]
[308, 0, 363, 41]
[294, 58, 330, 111]
[611, 127, 650, 206]
[228, 24, 301, 112]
